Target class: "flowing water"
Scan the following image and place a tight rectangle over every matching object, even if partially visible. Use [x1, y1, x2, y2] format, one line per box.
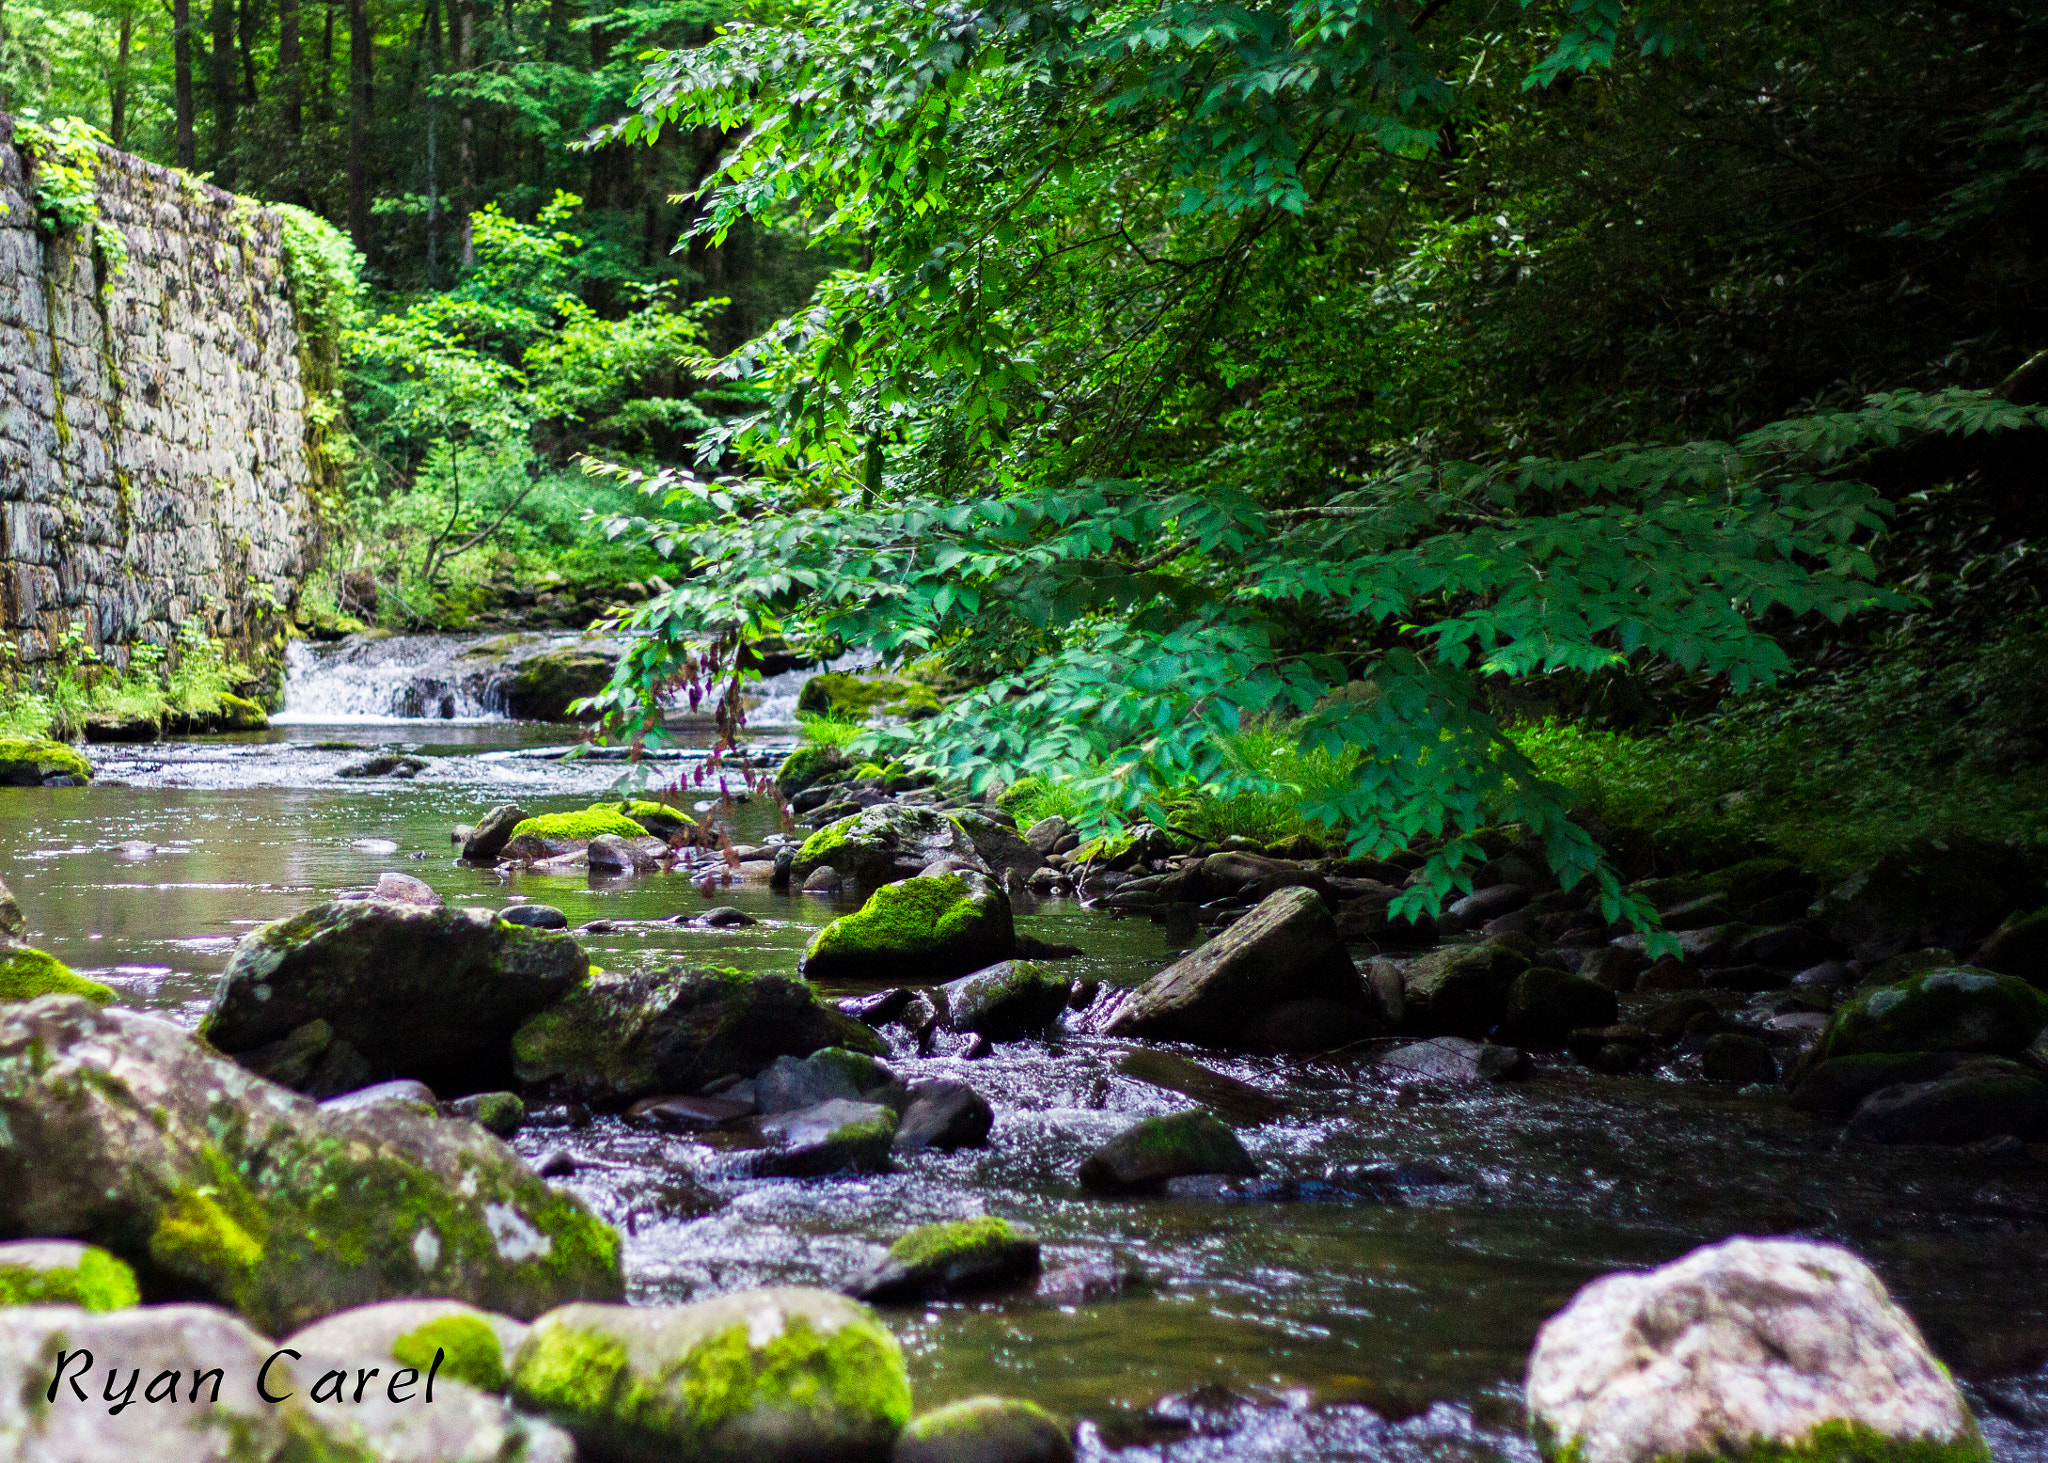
[11, 646, 2048, 1461]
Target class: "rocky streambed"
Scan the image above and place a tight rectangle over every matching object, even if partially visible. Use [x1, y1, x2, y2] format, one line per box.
[0, 723, 2046, 1461]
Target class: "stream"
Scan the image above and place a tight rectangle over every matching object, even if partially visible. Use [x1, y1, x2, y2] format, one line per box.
[8, 637, 2048, 1462]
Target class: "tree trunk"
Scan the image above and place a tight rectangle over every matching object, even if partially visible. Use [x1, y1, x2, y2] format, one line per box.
[347, 0, 371, 253]
[455, 0, 475, 269]
[239, 0, 260, 103]
[210, 0, 237, 185]
[423, 0, 440, 284]
[278, 0, 300, 138]
[174, 0, 196, 167]
[110, 11, 134, 146]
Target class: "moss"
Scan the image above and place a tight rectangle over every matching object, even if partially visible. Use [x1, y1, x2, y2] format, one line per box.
[514, 1322, 631, 1416]
[806, 876, 969, 963]
[827, 1110, 899, 1147]
[885, 1216, 1021, 1270]
[775, 746, 844, 793]
[900, 1395, 1067, 1445]
[0, 737, 92, 782]
[509, 809, 647, 844]
[1537, 1419, 1988, 1463]
[796, 816, 859, 867]
[150, 1186, 266, 1288]
[393, 1314, 507, 1392]
[0, 946, 114, 1005]
[796, 673, 942, 721]
[0, 1247, 140, 1310]
[620, 800, 695, 835]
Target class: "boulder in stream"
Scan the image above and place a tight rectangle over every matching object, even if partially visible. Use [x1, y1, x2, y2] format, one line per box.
[1975, 906, 2048, 987]
[201, 900, 590, 1094]
[503, 645, 617, 721]
[801, 873, 1016, 984]
[1078, 1110, 1259, 1194]
[503, 806, 649, 860]
[1843, 1058, 2048, 1145]
[791, 804, 985, 889]
[0, 1238, 139, 1309]
[893, 1397, 1075, 1463]
[1525, 1236, 1985, 1463]
[850, 1216, 1042, 1303]
[285, 1298, 531, 1392]
[0, 942, 114, 1006]
[511, 1289, 911, 1462]
[938, 960, 1070, 1041]
[0, 736, 93, 784]
[893, 1079, 995, 1152]
[1805, 965, 2048, 1066]
[753, 1099, 899, 1177]
[463, 802, 530, 863]
[0, 996, 623, 1334]
[1813, 837, 2032, 962]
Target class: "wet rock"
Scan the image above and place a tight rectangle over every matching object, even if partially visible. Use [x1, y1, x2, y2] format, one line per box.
[696, 905, 756, 928]
[0, 876, 22, 939]
[0, 940, 115, 1006]
[0, 1238, 139, 1309]
[1078, 1110, 1259, 1194]
[535, 1147, 578, 1177]
[0, 996, 623, 1333]
[504, 646, 616, 721]
[1114, 1049, 1287, 1124]
[775, 745, 849, 798]
[0, 736, 92, 785]
[1525, 1236, 1984, 1463]
[285, 1298, 531, 1392]
[792, 804, 985, 889]
[373, 870, 442, 907]
[1577, 946, 1647, 993]
[1398, 937, 1532, 1037]
[502, 903, 569, 930]
[1789, 1052, 1973, 1114]
[804, 865, 844, 894]
[893, 1079, 995, 1153]
[1806, 966, 2048, 1066]
[800, 872, 1015, 984]
[1375, 1036, 1528, 1084]
[1036, 1260, 1136, 1304]
[202, 900, 590, 1095]
[756, 1048, 908, 1115]
[1440, 882, 1530, 935]
[951, 810, 1047, 885]
[1700, 1032, 1778, 1085]
[894, 1396, 1075, 1463]
[463, 803, 532, 863]
[851, 1216, 1042, 1303]
[512, 965, 884, 1107]
[625, 1094, 753, 1131]
[504, 807, 649, 860]
[939, 959, 1070, 1041]
[1792, 960, 1855, 992]
[1495, 967, 1619, 1050]
[1845, 1059, 2048, 1144]
[450, 1089, 527, 1136]
[1815, 836, 2032, 963]
[1567, 1024, 1655, 1074]
[589, 833, 665, 874]
[337, 753, 429, 778]
[1100, 886, 1359, 1047]
[235, 1017, 371, 1097]
[798, 673, 941, 720]
[321, 1077, 439, 1115]
[1024, 816, 1074, 855]
[754, 1099, 900, 1177]
[1977, 907, 2048, 987]
[510, 1289, 910, 1462]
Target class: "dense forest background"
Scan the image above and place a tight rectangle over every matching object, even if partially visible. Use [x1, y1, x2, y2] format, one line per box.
[4, 0, 2047, 903]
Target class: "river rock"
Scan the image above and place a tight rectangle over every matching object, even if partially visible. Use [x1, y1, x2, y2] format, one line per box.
[1844, 1058, 2048, 1144]
[1099, 886, 1359, 1047]
[1495, 967, 1618, 1050]
[1525, 1236, 1985, 1463]
[1398, 937, 1532, 1036]
[286, 1298, 531, 1391]
[1114, 1049, 1287, 1124]
[0, 996, 623, 1334]
[1077, 1110, 1259, 1194]
[1024, 816, 1074, 855]
[850, 1217, 1042, 1303]
[511, 1289, 910, 1462]
[449, 1090, 527, 1136]
[0, 875, 23, 939]
[512, 965, 885, 1107]
[775, 745, 848, 798]
[373, 871, 443, 907]
[950, 811, 1047, 884]
[626, 1094, 753, 1131]
[939, 960, 1070, 1040]
[755, 1047, 908, 1115]
[322, 1077, 440, 1115]
[1789, 1052, 1971, 1114]
[800, 873, 1016, 984]
[1815, 836, 2032, 962]
[1578, 946, 1647, 992]
[337, 753, 429, 778]
[0, 941, 116, 1006]
[893, 1079, 995, 1152]
[503, 807, 649, 860]
[805, 862, 844, 894]
[0, 1239, 139, 1309]
[791, 804, 986, 889]
[894, 1397, 1074, 1463]
[201, 900, 590, 1094]
[588, 833, 667, 874]
[502, 903, 569, 929]
[753, 1099, 899, 1177]
[504, 646, 616, 721]
[464, 803, 531, 863]
[1700, 1032, 1778, 1085]
[1975, 906, 2048, 987]
[1805, 965, 2048, 1065]
[1375, 1036, 1528, 1084]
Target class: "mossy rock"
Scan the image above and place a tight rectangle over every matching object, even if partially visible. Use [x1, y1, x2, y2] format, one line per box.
[217, 691, 271, 730]
[850, 1217, 1042, 1303]
[1789, 1051, 1971, 1114]
[511, 1289, 911, 1463]
[796, 673, 942, 721]
[504, 647, 618, 721]
[937, 960, 1069, 1041]
[508, 807, 648, 848]
[0, 997, 624, 1335]
[618, 799, 695, 841]
[776, 745, 848, 797]
[753, 1098, 900, 1177]
[0, 736, 92, 785]
[1077, 1110, 1258, 1194]
[287, 1299, 531, 1393]
[800, 873, 1015, 985]
[1399, 938, 1533, 1038]
[0, 1239, 139, 1310]
[1808, 966, 2048, 1067]
[792, 804, 984, 889]
[0, 943, 114, 1005]
[895, 1396, 1075, 1463]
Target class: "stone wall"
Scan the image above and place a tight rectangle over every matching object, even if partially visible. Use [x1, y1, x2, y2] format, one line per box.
[0, 114, 318, 664]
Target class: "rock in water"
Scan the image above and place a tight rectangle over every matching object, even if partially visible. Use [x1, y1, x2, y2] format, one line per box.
[512, 966, 885, 1107]
[511, 1289, 911, 1463]
[286, 1299, 531, 1392]
[1525, 1236, 1985, 1463]
[1397, 938, 1532, 1037]
[894, 1397, 1075, 1463]
[938, 960, 1071, 1041]
[1805, 965, 2048, 1066]
[0, 996, 623, 1334]
[463, 803, 530, 863]
[0, 1239, 139, 1309]
[201, 900, 590, 1094]
[753, 1099, 899, 1177]
[893, 1080, 995, 1153]
[372, 870, 443, 907]
[790, 804, 986, 889]
[801, 873, 1016, 985]
[1843, 1058, 2048, 1144]
[1099, 886, 1359, 1047]
[1077, 1111, 1259, 1194]
[850, 1217, 1042, 1303]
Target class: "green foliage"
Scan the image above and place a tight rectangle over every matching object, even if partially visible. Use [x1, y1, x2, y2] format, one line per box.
[274, 204, 365, 343]
[11, 113, 127, 274]
[0, 620, 247, 740]
[797, 711, 873, 751]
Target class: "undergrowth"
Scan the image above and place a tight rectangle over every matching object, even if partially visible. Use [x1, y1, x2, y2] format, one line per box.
[0, 621, 251, 739]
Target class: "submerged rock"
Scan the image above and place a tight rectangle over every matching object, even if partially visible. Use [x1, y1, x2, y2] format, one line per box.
[791, 804, 984, 889]
[1078, 1110, 1259, 1194]
[0, 996, 623, 1334]
[894, 1397, 1074, 1463]
[0, 1238, 139, 1310]
[1525, 1236, 1984, 1463]
[202, 900, 590, 1094]
[850, 1216, 1042, 1303]
[939, 960, 1070, 1041]
[511, 1289, 911, 1462]
[512, 965, 884, 1107]
[801, 873, 1016, 984]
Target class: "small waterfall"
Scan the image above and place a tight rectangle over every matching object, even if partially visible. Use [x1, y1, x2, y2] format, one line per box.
[274, 636, 513, 722]
[743, 650, 879, 727]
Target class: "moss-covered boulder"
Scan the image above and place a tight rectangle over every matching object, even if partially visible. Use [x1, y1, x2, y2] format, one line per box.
[0, 736, 92, 785]
[793, 804, 986, 889]
[850, 1217, 1042, 1303]
[1525, 1237, 1986, 1463]
[894, 1397, 1075, 1463]
[938, 961, 1069, 1041]
[1789, 1052, 1971, 1114]
[512, 1289, 912, 1462]
[619, 799, 695, 841]
[753, 1098, 900, 1177]
[948, 811, 1046, 885]
[286, 1299, 531, 1392]
[1099, 886, 1359, 1047]
[1807, 966, 2048, 1066]
[1495, 967, 1620, 1051]
[1843, 1058, 2048, 1145]
[796, 673, 942, 721]
[1398, 937, 1533, 1037]
[1077, 1110, 1259, 1195]
[505, 646, 617, 721]
[0, 996, 623, 1335]
[0, 1239, 139, 1310]
[512, 965, 885, 1107]
[756, 1047, 908, 1116]
[451, 1089, 528, 1137]
[0, 943, 114, 1005]
[201, 900, 590, 1095]
[1815, 836, 2034, 963]
[504, 807, 649, 859]
[776, 745, 849, 798]
[801, 874, 1016, 985]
